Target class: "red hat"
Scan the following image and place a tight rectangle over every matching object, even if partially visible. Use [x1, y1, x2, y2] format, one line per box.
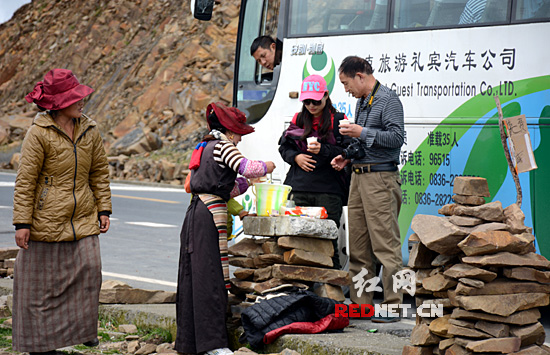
[206, 102, 254, 135]
[25, 69, 94, 110]
[299, 74, 327, 101]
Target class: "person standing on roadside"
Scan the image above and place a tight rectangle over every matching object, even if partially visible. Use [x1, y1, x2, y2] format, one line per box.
[331, 56, 404, 323]
[13, 68, 111, 354]
[279, 75, 351, 269]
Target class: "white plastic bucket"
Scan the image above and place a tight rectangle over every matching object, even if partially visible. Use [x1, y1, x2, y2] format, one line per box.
[253, 183, 292, 216]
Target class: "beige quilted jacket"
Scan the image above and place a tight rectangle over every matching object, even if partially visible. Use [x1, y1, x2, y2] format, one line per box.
[13, 112, 112, 242]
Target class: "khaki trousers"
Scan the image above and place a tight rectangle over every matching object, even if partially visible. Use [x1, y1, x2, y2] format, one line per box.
[348, 169, 403, 307]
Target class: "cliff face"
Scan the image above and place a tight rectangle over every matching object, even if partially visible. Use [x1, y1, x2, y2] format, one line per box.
[0, 0, 240, 183]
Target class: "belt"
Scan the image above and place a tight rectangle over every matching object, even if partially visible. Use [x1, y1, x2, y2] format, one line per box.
[352, 163, 397, 174]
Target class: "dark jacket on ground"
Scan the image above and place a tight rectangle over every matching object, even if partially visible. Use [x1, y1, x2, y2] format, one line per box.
[240, 289, 341, 348]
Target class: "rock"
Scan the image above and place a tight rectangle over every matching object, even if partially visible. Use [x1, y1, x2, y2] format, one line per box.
[253, 278, 308, 294]
[470, 222, 509, 233]
[504, 203, 529, 234]
[448, 215, 484, 227]
[474, 320, 509, 337]
[458, 278, 484, 289]
[453, 201, 505, 222]
[127, 340, 140, 354]
[230, 279, 258, 294]
[262, 240, 286, 255]
[447, 324, 490, 338]
[156, 343, 175, 353]
[402, 345, 434, 354]
[113, 111, 141, 138]
[118, 324, 138, 333]
[0, 247, 19, 260]
[253, 266, 272, 282]
[504, 267, 550, 284]
[411, 215, 468, 255]
[253, 254, 285, 268]
[110, 127, 162, 156]
[234, 348, 258, 355]
[234, 268, 255, 280]
[444, 344, 471, 355]
[510, 345, 550, 354]
[228, 238, 264, 258]
[408, 242, 436, 268]
[429, 314, 452, 337]
[452, 194, 486, 206]
[454, 293, 549, 317]
[462, 252, 550, 269]
[443, 263, 497, 282]
[457, 230, 533, 256]
[313, 283, 345, 302]
[456, 279, 550, 296]
[229, 257, 256, 268]
[271, 264, 350, 286]
[410, 324, 440, 346]
[100, 287, 175, 304]
[439, 338, 455, 351]
[135, 343, 157, 355]
[431, 254, 458, 267]
[453, 177, 490, 197]
[510, 322, 545, 346]
[451, 307, 541, 326]
[243, 216, 338, 239]
[283, 248, 333, 268]
[277, 236, 334, 256]
[465, 337, 521, 353]
[422, 273, 458, 292]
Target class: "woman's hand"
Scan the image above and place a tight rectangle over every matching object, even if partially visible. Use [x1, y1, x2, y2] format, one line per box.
[15, 229, 30, 249]
[307, 141, 321, 155]
[339, 123, 362, 138]
[99, 215, 110, 233]
[295, 154, 316, 172]
[265, 161, 276, 174]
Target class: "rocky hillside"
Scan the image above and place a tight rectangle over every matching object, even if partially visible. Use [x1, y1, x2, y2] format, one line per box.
[0, 0, 240, 184]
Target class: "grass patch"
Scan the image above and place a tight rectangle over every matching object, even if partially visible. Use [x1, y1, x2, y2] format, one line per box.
[139, 327, 172, 344]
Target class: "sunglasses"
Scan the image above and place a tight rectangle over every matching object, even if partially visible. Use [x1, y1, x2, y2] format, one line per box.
[303, 98, 323, 106]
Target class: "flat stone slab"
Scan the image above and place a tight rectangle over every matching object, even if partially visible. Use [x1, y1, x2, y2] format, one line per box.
[504, 267, 550, 284]
[443, 263, 497, 283]
[243, 216, 338, 239]
[451, 307, 541, 326]
[462, 252, 550, 269]
[271, 264, 350, 286]
[458, 230, 534, 256]
[454, 292, 549, 317]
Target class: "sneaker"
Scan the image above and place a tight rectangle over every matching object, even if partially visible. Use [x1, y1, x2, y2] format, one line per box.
[204, 348, 234, 355]
[371, 315, 401, 323]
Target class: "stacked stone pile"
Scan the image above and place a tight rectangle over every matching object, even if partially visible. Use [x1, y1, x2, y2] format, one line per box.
[227, 216, 350, 323]
[403, 177, 550, 355]
[0, 248, 18, 278]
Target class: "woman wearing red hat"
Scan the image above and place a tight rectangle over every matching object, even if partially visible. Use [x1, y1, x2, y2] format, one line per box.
[279, 75, 351, 270]
[12, 69, 111, 355]
[176, 102, 275, 355]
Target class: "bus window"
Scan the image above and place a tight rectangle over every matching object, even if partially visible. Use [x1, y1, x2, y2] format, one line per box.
[288, 0, 387, 36]
[393, 0, 510, 30]
[234, 0, 281, 124]
[514, 0, 550, 21]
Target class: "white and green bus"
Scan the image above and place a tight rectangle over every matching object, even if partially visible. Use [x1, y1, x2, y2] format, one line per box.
[199, 0, 550, 262]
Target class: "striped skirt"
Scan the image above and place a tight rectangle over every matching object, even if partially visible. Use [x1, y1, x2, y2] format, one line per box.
[12, 236, 102, 352]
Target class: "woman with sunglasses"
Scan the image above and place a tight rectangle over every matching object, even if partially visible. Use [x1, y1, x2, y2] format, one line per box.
[278, 75, 351, 269]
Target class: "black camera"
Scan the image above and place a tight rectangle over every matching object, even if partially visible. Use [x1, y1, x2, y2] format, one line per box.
[342, 140, 366, 160]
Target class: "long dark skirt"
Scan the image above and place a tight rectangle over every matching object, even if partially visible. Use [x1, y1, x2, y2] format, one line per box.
[12, 236, 101, 352]
[175, 196, 228, 354]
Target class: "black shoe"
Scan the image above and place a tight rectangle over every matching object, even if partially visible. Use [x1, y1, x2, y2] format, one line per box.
[83, 338, 100, 347]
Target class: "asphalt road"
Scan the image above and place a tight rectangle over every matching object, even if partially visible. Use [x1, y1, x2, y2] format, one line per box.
[0, 171, 189, 291]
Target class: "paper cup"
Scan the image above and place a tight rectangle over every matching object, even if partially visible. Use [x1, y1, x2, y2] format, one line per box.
[339, 119, 350, 126]
[307, 137, 318, 145]
[347, 117, 355, 124]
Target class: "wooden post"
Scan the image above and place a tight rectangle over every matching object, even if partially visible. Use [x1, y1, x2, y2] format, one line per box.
[494, 96, 522, 207]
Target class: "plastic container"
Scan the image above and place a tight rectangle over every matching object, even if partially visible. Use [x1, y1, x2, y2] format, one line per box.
[253, 183, 292, 216]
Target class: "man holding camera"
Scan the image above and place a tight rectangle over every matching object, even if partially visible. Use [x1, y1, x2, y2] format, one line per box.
[331, 56, 405, 323]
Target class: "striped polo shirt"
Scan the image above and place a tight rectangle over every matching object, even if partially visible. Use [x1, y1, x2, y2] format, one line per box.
[352, 82, 405, 165]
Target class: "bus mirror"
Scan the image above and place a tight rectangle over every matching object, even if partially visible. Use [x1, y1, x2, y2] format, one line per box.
[191, 0, 215, 21]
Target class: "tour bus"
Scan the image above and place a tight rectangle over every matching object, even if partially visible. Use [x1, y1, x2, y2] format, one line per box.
[196, 0, 550, 264]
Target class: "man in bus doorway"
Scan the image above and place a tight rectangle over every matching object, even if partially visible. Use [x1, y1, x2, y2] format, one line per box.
[331, 56, 405, 323]
[250, 36, 283, 71]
